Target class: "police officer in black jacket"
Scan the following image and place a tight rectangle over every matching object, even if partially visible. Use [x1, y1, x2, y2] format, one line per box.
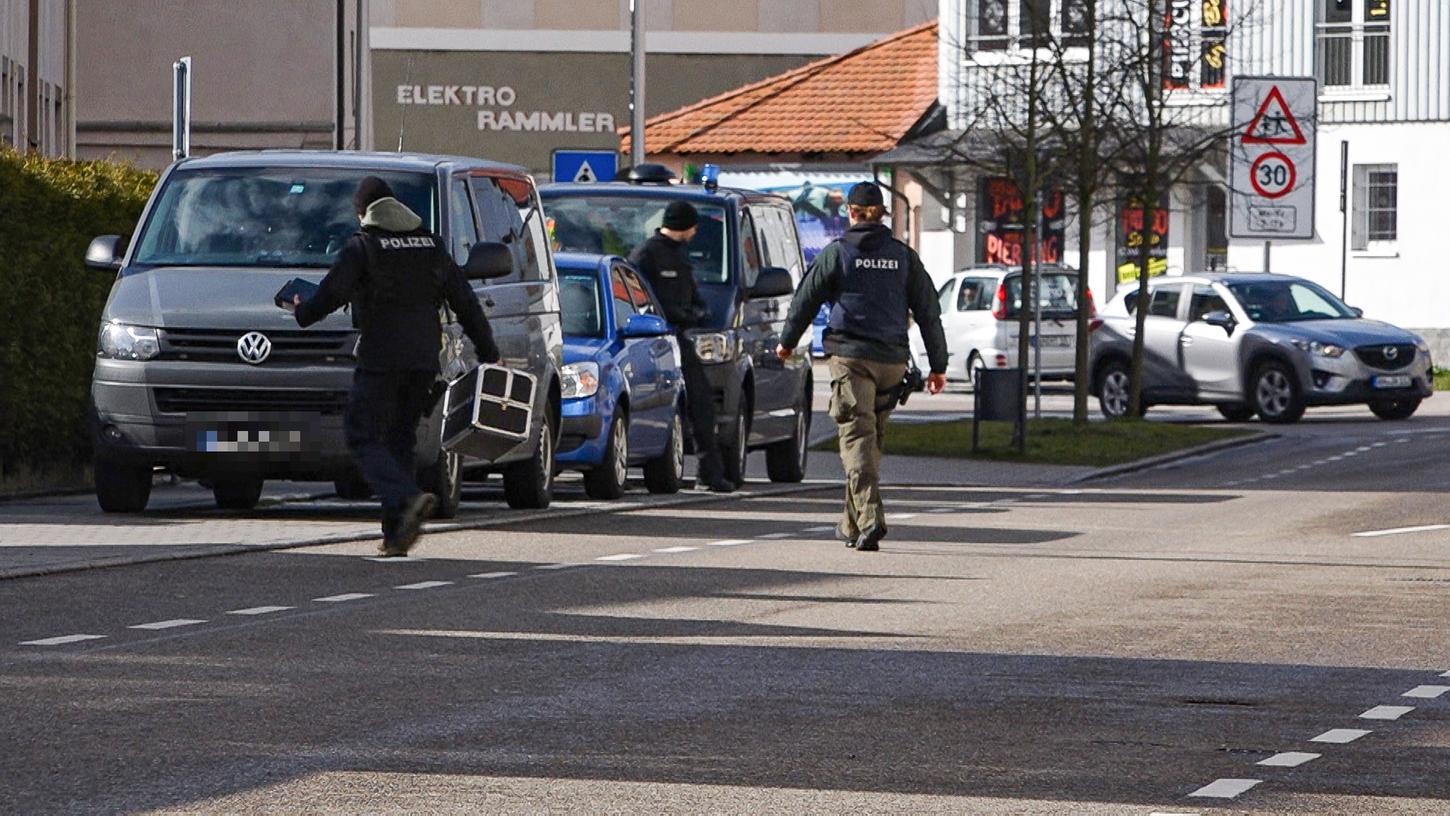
[628, 201, 733, 493]
[777, 182, 948, 552]
[290, 177, 500, 557]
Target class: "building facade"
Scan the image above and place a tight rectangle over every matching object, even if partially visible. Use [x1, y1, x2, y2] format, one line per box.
[920, 0, 1449, 348]
[0, 0, 74, 157]
[369, 0, 936, 174]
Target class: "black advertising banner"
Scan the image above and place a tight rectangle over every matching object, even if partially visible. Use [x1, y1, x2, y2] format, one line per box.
[1201, 0, 1228, 89]
[1164, 0, 1194, 90]
[1116, 196, 1170, 284]
[977, 177, 1066, 266]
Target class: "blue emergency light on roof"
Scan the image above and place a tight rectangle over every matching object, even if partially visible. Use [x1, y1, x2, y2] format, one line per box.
[701, 164, 720, 192]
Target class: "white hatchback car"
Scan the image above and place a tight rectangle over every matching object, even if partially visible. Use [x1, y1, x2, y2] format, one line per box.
[911, 265, 1091, 384]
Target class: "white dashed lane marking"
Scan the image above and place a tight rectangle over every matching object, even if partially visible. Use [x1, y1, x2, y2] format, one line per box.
[1352, 524, 1450, 538]
[468, 571, 517, 579]
[394, 581, 453, 590]
[1257, 751, 1320, 768]
[128, 619, 206, 631]
[362, 556, 427, 563]
[1188, 778, 1261, 799]
[20, 634, 106, 646]
[757, 532, 794, 540]
[1361, 705, 1415, 720]
[802, 525, 836, 533]
[533, 563, 580, 571]
[1403, 685, 1450, 699]
[314, 593, 375, 602]
[1312, 728, 1372, 744]
[653, 546, 697, 553]
[225, 606, 294, 616]
[596, 553, 644, 562]
[708, 539, 752, 547]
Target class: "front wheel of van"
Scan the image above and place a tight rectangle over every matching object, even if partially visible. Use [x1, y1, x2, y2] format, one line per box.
[212, 476, 264, 511]
[94, 458, 153, 513]
[765, 403, 810, 483]
[721, 410, 749, 488]
[419, 448, 462, 519]
[504, 413, 555, 510]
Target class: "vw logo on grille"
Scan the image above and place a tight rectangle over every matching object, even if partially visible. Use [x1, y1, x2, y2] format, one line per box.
[1383, 345, 1399, 361]
[237, 332, 272, 365]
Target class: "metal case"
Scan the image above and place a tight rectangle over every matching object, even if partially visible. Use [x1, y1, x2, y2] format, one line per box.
[441, 364, 537, 463]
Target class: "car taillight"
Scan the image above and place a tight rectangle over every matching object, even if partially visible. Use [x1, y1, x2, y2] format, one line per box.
[991, 283, 1008, 319]
[1084, 287, 1097, 318]
[1088, 318, 1104, 332]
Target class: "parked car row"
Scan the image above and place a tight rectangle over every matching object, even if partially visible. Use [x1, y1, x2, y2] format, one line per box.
[84, 151, 815, 514]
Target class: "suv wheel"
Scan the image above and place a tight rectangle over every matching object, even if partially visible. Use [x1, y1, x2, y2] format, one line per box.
[765, 401, 810, 483]
[1097, 360, 1133, 419]
[1216, 403, 1256, 423]
[212, 476, 264, 511]
[419, 448, 462, 519]
[643, 409, 685, 494]
[720, 410, 749, 488]
[966, 352, 985, 390]
[1252, 361, 1306, 424]
[94, 458, 153, 513]
[1369, 396, 1421, 421]
[584, 412, 629, 500]
[504, 412, 555, 510]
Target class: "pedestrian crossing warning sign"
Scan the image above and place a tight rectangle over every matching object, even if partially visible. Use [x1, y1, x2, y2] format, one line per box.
[552, 150, 619, 184]
[1242, 86, 1306, 145]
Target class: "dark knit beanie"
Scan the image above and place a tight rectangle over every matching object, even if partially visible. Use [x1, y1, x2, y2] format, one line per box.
[353, 176, 395, 214]
[662, 200, 700, 231]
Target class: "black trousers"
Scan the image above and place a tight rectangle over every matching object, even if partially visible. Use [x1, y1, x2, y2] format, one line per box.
[677, 337, 724, 481]
[344, 369, 436, 529]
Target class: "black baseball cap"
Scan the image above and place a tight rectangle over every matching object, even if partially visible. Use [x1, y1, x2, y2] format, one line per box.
[847, 182, 885, 208]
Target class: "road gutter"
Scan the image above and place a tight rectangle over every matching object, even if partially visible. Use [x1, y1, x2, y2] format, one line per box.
[1069, 432, 1279, 484]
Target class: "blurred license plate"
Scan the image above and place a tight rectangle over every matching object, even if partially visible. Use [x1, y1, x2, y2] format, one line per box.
[186, 418, 307, 453]
[1372, 375, 1411, 389]
[1039, 335, 1072, 348]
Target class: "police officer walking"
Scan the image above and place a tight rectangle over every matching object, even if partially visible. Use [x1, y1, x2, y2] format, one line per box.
[629, 201, 734, 493]
[777, 182, 947, 551]
[290, 177, 500, 557]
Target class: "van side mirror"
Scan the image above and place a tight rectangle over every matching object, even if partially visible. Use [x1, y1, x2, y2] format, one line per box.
[1203, 309, 1236, 333]
[620, 313, 669, 338]
[750, 267, 793, 299]
[464, 241, 514, 280]
[86, 235, 124, 271]
[1350, 306, 1364, 317]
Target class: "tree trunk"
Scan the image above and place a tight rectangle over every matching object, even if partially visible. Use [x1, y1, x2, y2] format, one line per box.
[1073, 192, 1093, 426]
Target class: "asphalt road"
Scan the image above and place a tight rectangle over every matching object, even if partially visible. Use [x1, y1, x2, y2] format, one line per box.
[3, 393, 1450, 813]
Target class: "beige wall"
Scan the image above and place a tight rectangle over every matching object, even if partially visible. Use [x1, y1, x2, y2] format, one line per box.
[372, 0, 934, 32]
[0, 0, 73, 155]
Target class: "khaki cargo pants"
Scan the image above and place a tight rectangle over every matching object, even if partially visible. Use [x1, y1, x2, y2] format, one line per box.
[828, 355, 907, 538]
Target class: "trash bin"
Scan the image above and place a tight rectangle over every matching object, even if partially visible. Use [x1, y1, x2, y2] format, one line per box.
[973, 368, 1025, 451]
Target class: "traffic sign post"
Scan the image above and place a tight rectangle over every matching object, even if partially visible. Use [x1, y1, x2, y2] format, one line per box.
[1230, 76, 1317, 243]
[552, 150, 619, 184]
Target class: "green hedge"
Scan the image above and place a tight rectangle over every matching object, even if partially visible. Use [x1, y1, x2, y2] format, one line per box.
[0, 150, 156, 476]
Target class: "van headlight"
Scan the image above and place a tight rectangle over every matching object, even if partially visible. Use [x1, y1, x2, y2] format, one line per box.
[561, 361, 599, 399]
[1290, 339, 1344, 358]
[693, 331, 736, 363]
[98, 323, 160, 361]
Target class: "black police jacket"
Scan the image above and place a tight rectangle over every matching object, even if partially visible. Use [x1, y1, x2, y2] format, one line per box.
[295, 226, 499, 372]
[628, 231, 709, 329]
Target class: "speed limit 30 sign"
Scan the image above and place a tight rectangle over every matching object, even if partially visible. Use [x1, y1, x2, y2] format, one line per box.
[1230, 76, 1316, 239]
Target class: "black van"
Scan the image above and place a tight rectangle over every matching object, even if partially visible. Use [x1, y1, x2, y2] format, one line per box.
[541, 171, 812, 486]
[87, 151, 563, 515]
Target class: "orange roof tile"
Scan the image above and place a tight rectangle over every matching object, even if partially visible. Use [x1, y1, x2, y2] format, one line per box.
[621, 20, 938, 157]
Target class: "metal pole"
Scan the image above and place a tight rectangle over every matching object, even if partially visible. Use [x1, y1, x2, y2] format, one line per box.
[335, 0, 346, 150]
[629, 0, 646, 168]
[172, 57, 191, 161]
[1339, 139, 1350, 300]
[1263, 240, 1271, 274]
[1033, 192, 1043, 419]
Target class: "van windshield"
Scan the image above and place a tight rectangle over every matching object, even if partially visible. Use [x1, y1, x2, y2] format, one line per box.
[545, 195, 729, 284]
[132, 168, 437, 268]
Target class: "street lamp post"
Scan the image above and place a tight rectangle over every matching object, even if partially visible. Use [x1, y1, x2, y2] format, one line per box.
[629, 0, 646, 169]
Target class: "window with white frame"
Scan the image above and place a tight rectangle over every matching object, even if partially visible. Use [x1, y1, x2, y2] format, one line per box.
[1316, 0, 1391, 89]
[967, 0, 1091, 52]
[1351, 164, 1397, 249]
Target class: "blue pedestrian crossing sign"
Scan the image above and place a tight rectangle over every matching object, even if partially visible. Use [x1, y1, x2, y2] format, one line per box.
[552, 150, 618, 184]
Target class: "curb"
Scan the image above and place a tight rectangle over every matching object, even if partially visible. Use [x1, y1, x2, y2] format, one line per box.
[0, 479, 838, 582]
[1067, 432, 1280, 484]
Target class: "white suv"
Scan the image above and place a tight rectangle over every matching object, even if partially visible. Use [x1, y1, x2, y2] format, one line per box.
[911, 265, 1091, 384]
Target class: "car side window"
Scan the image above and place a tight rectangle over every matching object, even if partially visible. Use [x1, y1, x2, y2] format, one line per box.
[959, 278, 991, 311]
[937, 278, 956, 313]
[468, 175, 549, 283]
[610, 268, 638, 329]
[447, 177, 479, 266]
[739, 212, 763, 289]
[759, 206, 803, 283]
[1148, 287, 1183, 319]
[1189, 285, 1228, 321]
[618, 265, 658, 317]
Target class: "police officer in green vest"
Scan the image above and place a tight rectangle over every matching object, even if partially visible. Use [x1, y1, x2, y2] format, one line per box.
[777, 182, 948, 552]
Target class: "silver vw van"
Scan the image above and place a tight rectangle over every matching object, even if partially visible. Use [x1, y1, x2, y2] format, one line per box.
[86, 151, 563, 515]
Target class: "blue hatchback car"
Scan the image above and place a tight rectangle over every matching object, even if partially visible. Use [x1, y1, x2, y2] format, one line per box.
[555, 253, 687, 499]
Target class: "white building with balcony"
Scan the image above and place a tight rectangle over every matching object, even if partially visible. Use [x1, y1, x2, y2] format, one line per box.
[890, 1, 1449, 354]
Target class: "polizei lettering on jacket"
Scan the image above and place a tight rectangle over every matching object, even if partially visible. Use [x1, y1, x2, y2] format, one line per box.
[378, 236, 437, 250]
[854, 257, 901, 271]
